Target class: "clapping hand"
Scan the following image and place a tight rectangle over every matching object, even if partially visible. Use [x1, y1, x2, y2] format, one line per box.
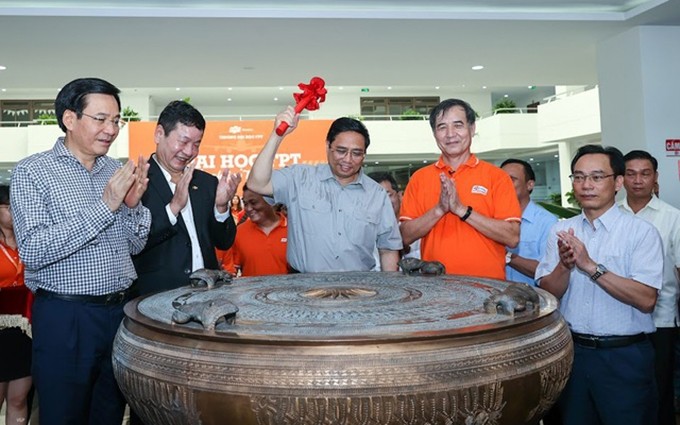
[556, 228, 592, 271]
[215, 169, 242, 214]
[169, 162, 196, 217]
[103, 161, 136, 212]
[124, 155, 150, 208]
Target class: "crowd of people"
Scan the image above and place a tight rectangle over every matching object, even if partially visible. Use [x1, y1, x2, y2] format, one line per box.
[1, 76, 679, 425]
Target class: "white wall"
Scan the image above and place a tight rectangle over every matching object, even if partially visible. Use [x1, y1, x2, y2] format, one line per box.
[363, 121, 438, 156]
[474, 114, 539, 153]
[1, 125, 129, 161]
[538, 87, 601, 144]
[598, 26, 680, 209]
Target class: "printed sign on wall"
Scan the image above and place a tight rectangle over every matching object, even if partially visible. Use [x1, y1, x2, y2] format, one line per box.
[128, 120, 332, 181]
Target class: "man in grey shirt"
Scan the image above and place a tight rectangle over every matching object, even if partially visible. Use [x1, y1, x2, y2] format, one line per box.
[247, 106, 402, 272]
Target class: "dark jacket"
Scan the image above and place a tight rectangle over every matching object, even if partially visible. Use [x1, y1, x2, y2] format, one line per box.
[132, 158, 236, 295]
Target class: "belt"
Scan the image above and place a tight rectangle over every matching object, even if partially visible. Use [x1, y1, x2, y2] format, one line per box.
[36, 288, 132, 305]
[572, 332, 647, 349]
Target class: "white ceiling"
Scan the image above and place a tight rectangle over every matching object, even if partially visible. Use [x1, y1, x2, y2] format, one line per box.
[0, 0, 679, 109]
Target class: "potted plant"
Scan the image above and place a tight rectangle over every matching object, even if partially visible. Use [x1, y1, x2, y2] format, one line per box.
[493, 98, 517, 114]
[538, 190, 580, 219]
[122, 106, 141, 122]
[36, 113, 57, 125]
[400, 108, 425, 120]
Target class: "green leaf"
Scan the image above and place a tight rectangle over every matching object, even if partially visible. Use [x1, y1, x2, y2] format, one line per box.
[537, 201, 580, 219]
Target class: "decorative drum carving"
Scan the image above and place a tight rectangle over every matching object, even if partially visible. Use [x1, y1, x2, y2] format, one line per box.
[112, 272, 573, 425]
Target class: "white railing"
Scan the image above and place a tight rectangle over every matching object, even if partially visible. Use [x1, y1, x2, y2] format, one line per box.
[543, 85, 598, 103]
[490, 107, 538, 116]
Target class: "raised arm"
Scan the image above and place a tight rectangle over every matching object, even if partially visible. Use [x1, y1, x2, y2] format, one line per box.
[247, 106, 299, 196]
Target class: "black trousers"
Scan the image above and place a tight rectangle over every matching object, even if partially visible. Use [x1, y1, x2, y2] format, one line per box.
[650, 327, 677, 425]
[31, 296, 127, 425]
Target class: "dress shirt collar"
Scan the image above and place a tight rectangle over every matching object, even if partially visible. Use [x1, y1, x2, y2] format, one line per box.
[434, 154, 480, 174]
[151, 154, 175, 186]
[53, 136, 107, 173]
[522, 200, 541, 224]
[621, 195, 660, 214]
[580, 203, 621, 232]
[317, 163, 366, 187]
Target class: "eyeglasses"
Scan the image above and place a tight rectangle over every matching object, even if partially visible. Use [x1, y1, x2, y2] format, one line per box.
[330, 147, 365, 160]
[80, 112, 126, 129]
[569, 173, 615, 184]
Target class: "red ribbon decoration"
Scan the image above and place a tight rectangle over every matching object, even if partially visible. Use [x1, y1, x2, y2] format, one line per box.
[276, 77, 327, 136]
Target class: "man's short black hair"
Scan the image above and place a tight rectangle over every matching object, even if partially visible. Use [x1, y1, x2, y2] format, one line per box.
[429, 98, 477, 131]
[55, 77, 121, 132]
[571, 144, 625, 176]
[368, 172, 398, 191]
[326, 117, 370, 149]
[500, 158, 535, 182]
[623, 150, 658, 171]
[157, 100, 206, 135]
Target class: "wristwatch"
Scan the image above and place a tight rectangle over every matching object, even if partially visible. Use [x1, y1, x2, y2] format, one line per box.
[505, 251, 513, 264]
[590, 263, 608, 281]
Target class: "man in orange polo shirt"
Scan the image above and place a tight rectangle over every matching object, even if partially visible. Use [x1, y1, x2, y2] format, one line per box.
[227, 185, 289, 276]
[400, 98, 521, 279]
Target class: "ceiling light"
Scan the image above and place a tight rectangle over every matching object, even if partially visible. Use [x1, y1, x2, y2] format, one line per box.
[278, 87, 283, 90]
[273, 97, 278, 101]
[423, 160, 428, 163]
[435, 86, 440, 90]
[0, 65, 6, 71]
[228, 87, 233, 91]
[482, 86, 487, 89]
[529, 158, 534, 161]
[338, 87, 344, 90]
[227, 98, 232, 102]
[374, 161, 380, 165]
[471, 65, 484, 71]
[554, 154, 559, 158]
[175, 88, 181, 91]
[387, 86, 392, 90]
[504, 94, 509, 98]
[1, 88, 5, 92]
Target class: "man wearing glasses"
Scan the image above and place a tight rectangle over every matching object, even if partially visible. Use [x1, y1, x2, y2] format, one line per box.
[247, 106, 402, 272]
[10, 78, 151, 425]
[536, 144, 663, 425]
[400, 98, 521, 279]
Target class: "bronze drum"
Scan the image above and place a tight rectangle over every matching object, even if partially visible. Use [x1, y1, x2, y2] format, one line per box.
[112, 272, 572, 425]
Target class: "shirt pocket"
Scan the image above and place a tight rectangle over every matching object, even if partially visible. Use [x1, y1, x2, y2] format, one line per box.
[348, 208, 379, 247]
[601, 253, 627, 277]
[298, 194, 332, 235]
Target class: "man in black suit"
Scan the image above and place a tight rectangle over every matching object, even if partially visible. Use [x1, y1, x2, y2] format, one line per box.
[132, 101, 240, 296]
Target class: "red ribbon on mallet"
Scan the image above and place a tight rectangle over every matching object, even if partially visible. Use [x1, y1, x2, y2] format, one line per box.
[276, 77, 327, 136]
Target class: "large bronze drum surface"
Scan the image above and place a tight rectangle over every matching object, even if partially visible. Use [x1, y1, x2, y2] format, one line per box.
[112, 272, 572, 425]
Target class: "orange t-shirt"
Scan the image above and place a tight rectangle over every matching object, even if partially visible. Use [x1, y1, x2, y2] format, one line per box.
[400, 155, 521, 279]
[224, 213, 289, 277]
[0, 241, 32, 320]
[215, 246, 236, 275]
